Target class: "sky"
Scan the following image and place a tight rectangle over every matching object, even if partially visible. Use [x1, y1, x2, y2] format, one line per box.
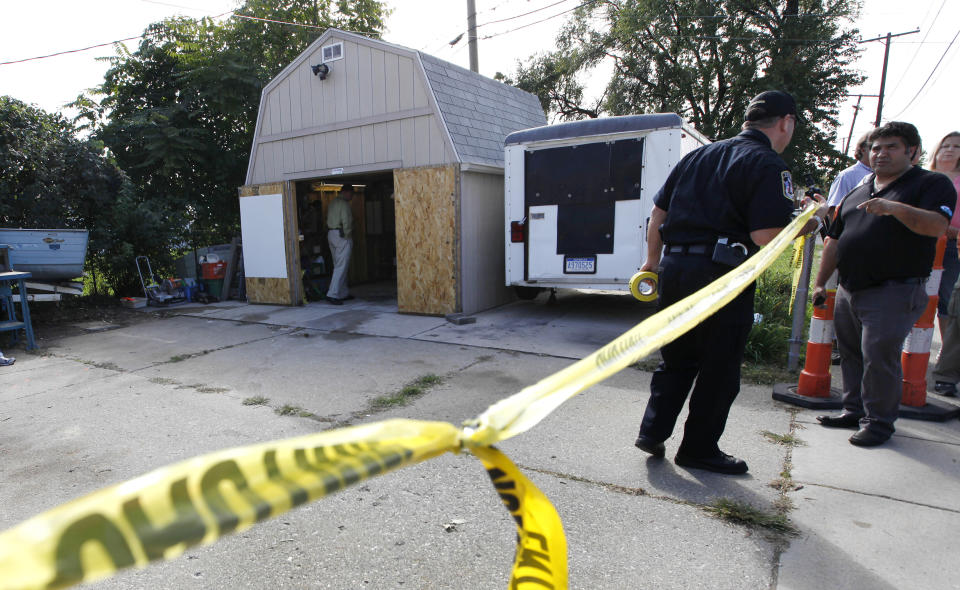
[1, 0, 958, 158]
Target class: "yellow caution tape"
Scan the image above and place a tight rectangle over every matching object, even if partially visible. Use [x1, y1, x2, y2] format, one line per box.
[462, 206, 815, 447]
[473, 446, 568, 590]
[789, 234, 806, 312]
[0, 206, 817, 590]
[629, 271, 659, 302]
[0, 420, 460, 590]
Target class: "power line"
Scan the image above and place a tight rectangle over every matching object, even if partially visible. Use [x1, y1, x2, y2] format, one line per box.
[481, 0, 600, 40]
[887, 0, 947, 97]
[887, 27, 960, 119]
[0, 11, 234, 67]
[475, 0, 576, 29]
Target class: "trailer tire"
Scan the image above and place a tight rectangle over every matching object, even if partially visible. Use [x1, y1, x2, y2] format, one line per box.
[514, 286, 543, 300]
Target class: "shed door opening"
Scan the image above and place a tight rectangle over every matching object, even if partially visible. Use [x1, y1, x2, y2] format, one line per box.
[295, 172, 396, 302]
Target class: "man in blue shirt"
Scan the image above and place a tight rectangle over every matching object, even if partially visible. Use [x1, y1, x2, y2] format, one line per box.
[827, 132, 872, 211]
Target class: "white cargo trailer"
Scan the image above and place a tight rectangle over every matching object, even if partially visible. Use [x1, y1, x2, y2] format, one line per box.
[504, 114, 709, 299]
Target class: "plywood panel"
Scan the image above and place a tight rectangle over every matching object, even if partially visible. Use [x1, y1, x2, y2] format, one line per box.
[394, 165, 459, 315]
[238, 182, 300, 306]
[245, 278, 291, 305]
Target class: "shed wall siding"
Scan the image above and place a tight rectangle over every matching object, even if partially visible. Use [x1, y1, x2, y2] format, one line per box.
[459, 170, 512, 314]
[249, 37, 453, 184]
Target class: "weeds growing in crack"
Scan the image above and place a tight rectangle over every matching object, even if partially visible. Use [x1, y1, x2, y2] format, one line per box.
[370, 374, 443, 409]
[704, 498, 798, 535]
[275, 404, 316, 418]
[761, 430, 805, 447]
[243, 396, 269, 406]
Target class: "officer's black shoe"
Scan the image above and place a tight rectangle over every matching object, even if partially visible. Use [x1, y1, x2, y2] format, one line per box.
[816, 413, 862, 428]
[934, 381, 958, 397]
[849, 428, 891, 447]
[634, 434, 665, 458]
[674, 451, 748, 475]
[325, 296, 343, 305]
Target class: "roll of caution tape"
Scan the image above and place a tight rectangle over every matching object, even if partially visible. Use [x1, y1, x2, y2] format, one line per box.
[629, 271, 658, 302]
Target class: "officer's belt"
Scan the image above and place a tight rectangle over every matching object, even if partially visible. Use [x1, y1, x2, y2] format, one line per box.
[664, 243, 712, 256]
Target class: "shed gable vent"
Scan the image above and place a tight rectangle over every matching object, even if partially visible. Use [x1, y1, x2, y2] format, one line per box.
[322, 42, 343, 62]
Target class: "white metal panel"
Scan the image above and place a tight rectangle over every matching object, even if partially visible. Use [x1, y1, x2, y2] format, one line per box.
[292, 136, 305, 173]
[289, 75, 302, 131]
[239, 194, 287, 279]
[401, 118, 415, 162]
[348, 127, 362, 164]
[503, 144, 526, 286]
[384, 53, 400, 112]
[279, 79, 292, 133]
[386, 120, 402, 160]
[429, 118, 446, 163]
[299, 58, 314, 129]
[414, 117, 430, 166]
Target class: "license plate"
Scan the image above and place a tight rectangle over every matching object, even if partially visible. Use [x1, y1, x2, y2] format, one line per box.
[564, 256, 596, 274]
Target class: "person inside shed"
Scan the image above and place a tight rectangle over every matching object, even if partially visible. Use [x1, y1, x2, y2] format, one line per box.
[325, 183, 355, 305]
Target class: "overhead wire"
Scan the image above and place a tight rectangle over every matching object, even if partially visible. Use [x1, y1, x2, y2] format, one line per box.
[887, 0, 947, 97]
[886, 27, 960, 119]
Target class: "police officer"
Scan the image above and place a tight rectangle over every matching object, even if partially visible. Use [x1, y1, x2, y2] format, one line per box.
[633, 91, 828, 474]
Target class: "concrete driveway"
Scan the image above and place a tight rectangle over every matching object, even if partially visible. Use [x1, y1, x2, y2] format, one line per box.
[2, 289, 958, 589]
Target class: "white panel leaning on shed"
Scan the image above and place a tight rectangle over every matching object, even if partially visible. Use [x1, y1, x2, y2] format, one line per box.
[504, 114, 710, 297]
[239, 194, 288, 279]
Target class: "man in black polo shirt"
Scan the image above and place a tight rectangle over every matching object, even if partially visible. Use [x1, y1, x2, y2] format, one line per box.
[633, 91, 829, 474]
[813, 122, 954, 446]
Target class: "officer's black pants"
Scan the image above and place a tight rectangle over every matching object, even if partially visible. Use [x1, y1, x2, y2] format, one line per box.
[639, 254, 755, 458]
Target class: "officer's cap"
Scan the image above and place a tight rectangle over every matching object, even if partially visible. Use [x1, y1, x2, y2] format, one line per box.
[745, 91, 797, 122]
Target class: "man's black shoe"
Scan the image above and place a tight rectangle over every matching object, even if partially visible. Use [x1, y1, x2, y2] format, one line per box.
[816, 413, 862, 428]
[849, 428, 891, 447]
[674, 451, 748, 475]
[634, 435, 665, 458]
[326, 296, 343, 305]
[934, 381, 958, 397]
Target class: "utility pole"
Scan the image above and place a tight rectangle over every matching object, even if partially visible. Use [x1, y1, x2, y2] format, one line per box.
[844, 95, 863, 156]
[467, 0, 479, 73]
[858, 29, 919, 126]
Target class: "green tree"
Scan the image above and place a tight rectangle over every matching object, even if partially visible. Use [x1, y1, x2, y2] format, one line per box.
[79, 0, 389, 249]
[501, 0, 864, 180]
[0, 96, 166, 294]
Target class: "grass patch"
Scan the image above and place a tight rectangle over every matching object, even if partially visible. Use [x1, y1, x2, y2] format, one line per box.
[148, 377, 178, 385]
[195, 386, 229, 394]
[370, 374, 443, 409]
[761, 430, 805, 447]
[704, 498, 797, 535]
[275, 404, 315, 418]
[243, 396, 269, 406]
[168, 354, 190, 363]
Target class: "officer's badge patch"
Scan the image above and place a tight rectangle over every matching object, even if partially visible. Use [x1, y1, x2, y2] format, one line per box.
[781, 171, 795, 201]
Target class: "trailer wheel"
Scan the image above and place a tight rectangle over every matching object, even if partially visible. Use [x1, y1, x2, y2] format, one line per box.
[514, 286, 543, 300]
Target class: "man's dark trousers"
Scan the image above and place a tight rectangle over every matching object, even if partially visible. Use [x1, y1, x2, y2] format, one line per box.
[639, 254, 754, 457]
[833, 282, 927, 436]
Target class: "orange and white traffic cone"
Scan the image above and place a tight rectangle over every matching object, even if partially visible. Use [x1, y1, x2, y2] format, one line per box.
[773, 270, 843, 409]
[900, 235, 960, 421]
[796, 272, 838, 398]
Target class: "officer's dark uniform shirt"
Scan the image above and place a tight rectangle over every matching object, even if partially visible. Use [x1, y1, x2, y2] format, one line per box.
[827, 166, 955, 291]
[654, 129, 795, 249]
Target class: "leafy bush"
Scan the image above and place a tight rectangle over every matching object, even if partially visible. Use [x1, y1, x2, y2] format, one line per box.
[746, 248, 806, 365]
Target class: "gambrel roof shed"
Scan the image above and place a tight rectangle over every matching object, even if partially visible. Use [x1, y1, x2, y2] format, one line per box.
[246, 28, 546, 184]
